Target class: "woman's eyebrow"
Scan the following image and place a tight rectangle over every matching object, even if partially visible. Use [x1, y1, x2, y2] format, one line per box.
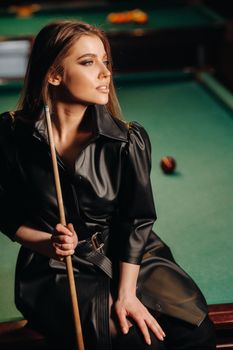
[77, 53, 107, 60]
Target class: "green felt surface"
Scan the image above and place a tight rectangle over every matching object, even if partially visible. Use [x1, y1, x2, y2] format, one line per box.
[0, 5, 224, 37]
[0, 235, 20, 322]
[0, 71, 232, 322]
[116, 71, 233, 305]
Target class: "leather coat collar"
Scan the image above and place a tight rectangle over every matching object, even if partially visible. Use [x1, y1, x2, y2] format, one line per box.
[33, 104, 129, 143]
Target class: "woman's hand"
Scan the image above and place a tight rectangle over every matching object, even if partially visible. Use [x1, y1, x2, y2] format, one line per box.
[115, 293, 165, 345]
[51, 223, 78, 260]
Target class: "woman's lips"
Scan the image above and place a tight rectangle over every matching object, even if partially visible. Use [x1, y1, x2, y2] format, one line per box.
[96, 85, 109, 93]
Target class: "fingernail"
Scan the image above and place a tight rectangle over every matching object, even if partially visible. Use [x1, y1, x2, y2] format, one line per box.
[123, 328, 128, 334]
[160, 335, 164, 341]
[147, 338, 151, 345]
[163, 331, 166, 337]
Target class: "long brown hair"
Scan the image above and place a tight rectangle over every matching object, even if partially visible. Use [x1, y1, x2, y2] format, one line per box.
[17, 20, 122, 121]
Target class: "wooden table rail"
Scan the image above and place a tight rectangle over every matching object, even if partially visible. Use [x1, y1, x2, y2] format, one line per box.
[0, 304, 233, 350]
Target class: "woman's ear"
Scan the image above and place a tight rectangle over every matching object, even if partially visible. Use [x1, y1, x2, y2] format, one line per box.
[47, 67, 62, 86]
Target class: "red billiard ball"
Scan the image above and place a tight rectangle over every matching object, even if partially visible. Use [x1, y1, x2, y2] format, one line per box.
[160, 156, 176, 174]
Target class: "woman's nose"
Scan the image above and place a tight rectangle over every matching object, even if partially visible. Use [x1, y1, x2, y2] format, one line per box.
[99, 63, 111, 79]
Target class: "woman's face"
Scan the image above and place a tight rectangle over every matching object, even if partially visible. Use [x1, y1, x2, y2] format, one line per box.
[53, 34, 111, 106]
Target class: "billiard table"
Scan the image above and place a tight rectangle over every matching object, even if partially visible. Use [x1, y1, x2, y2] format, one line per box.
[0, 70, 233, 348]
[115, 70, 233, 304]
[0, 2, 226, 71]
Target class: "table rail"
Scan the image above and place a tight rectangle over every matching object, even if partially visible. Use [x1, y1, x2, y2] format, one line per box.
[0, 303, 232, 350]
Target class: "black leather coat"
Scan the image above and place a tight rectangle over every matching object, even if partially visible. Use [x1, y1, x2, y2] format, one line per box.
[0, 105, 208, 349]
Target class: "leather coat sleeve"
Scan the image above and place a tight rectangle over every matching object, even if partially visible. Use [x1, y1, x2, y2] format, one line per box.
[0, 114, 25, 240]
[117, 122, 157, 265]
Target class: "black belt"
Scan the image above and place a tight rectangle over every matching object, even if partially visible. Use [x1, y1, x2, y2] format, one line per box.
[75, 231, 113, 279]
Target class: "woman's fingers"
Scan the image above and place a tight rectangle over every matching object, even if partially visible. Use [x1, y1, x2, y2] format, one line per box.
[67, 223, 78, 247]
[54, 242, 74, 250]
[115, 304, 129, 334]
[134, 313, 165, 344]
[52, 233, 74, 245]
[52, 235, 75, 253]
[54, 223, 74, 236]
[67, 223, 76, 235]
[115, 297, 166, 345]
[51, 223, 78, 259]
[135, 316, 152, 345]
[145, 316, 165, 341]
[141, 307, 165, 342]
[54, 244, 75, 256]
[53, 223, 78, 244]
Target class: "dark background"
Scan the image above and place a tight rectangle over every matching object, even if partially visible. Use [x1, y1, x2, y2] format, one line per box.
[1, 0, 233, 90]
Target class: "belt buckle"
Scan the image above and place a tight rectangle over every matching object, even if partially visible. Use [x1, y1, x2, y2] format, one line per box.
[91, 232, 104, 252]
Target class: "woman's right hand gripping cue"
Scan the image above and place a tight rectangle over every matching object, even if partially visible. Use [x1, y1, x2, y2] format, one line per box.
[51, 223, 78, 261]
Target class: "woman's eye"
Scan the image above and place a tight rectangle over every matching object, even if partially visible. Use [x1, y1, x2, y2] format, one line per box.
[79, 59, 110, 67]
[80, 60, 93, 66]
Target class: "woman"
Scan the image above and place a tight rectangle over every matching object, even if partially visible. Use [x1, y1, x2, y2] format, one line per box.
[0, 21, 216, 350]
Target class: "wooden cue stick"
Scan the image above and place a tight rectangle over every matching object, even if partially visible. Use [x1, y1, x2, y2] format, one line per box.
[44, 105, 85, 350]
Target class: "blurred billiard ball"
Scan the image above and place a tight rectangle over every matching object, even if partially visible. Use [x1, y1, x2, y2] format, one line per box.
[160, 156, 176, 174]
